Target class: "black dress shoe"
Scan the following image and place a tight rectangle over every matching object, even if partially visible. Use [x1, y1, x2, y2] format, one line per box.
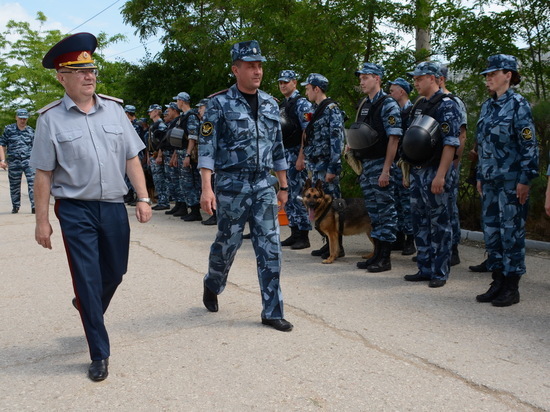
[72, 298, 79, 310]
[88, 359, 109, 381]
[31, 208, 35, 214]
[404, 272, 431, 282]
[12, 207, 19, 214]
[261, 318, 293, 332]
[203, 284, 218, 312]
[429, 279, 447, 288]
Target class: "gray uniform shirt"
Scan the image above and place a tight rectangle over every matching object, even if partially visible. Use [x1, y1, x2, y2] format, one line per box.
[30, 93, 145, 202]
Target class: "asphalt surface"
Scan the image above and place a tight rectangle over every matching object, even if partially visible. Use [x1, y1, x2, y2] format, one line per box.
[1, 169, 549, 411]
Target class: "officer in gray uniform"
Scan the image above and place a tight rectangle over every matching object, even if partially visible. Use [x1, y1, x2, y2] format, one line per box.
[277, 69, 313, 250]
[350, 63, 402, 273]
[401, 62, 461, 288]
[30, 32, 152, 381]
[300, 73, 345, 258]
[475, 54, 538, 306]
[198, 40, 292, 332]
[1, 108, 35, 213]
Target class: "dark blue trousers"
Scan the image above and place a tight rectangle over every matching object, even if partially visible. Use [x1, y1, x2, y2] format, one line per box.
[55, 199, 130, 361]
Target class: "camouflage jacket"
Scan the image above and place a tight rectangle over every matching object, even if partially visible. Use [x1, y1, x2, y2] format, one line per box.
[476, 89, 538, 185]
[198, 84, 287, 173]
[0, 123, 35, 160]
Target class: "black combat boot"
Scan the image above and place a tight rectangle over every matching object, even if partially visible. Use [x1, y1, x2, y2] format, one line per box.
[391, 232, 405, 251]
[311, 240, 329, 256]
[357, 238, 379, 269]
[450, 244, 460, 266]
[469, 259, 490, 272]
[202, 211, 217, 226]
[476, 270, 504, 303]
[166, 201, 183, 215]
[402, 234, 416, 256]
[491, 274, 521, 307]
[173, 203, 189, 217]
[281, 226, 298, 247]
[322, 235, 345, 259]
[182, 204, 203, 221]
[291, 230, 311, 250]
[367, 241, 392, 273]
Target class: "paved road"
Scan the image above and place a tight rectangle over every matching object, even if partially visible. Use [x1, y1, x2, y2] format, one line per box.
[0, 170, 549, 411]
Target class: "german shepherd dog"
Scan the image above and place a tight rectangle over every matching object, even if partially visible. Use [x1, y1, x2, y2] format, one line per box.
[302, 179, 373, 264]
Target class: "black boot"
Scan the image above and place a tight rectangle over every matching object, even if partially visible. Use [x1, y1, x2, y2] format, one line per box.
[281, 226, 298, 247]
[450, 244, 460, 266]
[166, 201, 183, 215]
[367, 241, 392, 272]
[173, 203, 189, 217]
[402, 234, 416, 256]
[469, 259, 490, 272]
[202, 211, 217, 226]
[357, 238, 380, 269]
[311, 240, 329, 256]
[322, 235, 344, 259]
[291, 230, 311, 250]
[476, 270, 504, 303]
[391, 232, 405, 251]
[492, 274, 521, 307]
[182, 204, 202, 221]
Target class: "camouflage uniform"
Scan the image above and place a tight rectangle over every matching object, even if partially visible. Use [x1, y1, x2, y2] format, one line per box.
[355, 87, 401, 244]
[148, 118, 169, 207]
[476, 89, 538, 277]
[198, 84, 288, 319]
[450, 96, 468, 250]
[301, 74, 345, 198]
[394, 99, 413, 237]
[178, 110, 202, 209]
[408, 88, 461, 281]
[0, 121, 35, 210]
[279, 85, 312, 231]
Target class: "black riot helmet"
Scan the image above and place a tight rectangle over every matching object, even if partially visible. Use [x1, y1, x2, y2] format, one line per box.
[401, 115, 440, 166]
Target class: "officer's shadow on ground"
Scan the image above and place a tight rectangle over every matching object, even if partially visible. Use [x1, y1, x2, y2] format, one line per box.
[0, 335, 89, 377]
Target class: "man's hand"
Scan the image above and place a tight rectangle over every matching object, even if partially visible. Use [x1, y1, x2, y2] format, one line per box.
[516, 183, 530, 205]
[277, 189, 289, 209]
[35, 221, 53, 249]
[201, 188, 216, 215]
[135, 202, 152, 223]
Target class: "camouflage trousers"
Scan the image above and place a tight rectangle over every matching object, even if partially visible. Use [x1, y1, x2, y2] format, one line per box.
[204, 170, 285, 319]
[7, 158, 35, 209]
[148, 156, 169, 207]
[410, 165, 455, 280]
[164, 150, 185, 203]
[309, 168, 341, 199]
[359, 158, 397, 243]
[284, 146, 311, 231]
[176, 152, 201, 207]
[450, 163, 461, 246]
[393, 165, 413, 235]
[481, 180, 527, 276]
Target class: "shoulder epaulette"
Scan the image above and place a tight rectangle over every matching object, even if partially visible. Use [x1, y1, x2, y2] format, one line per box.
[97, 93, 124, 105]
[327, 102, 338, 110]
[37, 100, 62, 115]
[208, 89, 229, 98]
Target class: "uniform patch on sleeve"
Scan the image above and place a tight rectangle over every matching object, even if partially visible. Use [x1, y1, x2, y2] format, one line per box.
[521, 127, 533, 140]
[388, 115, 396, 126]
[441, 122, 450, 134]
[201, 122, 214, 137]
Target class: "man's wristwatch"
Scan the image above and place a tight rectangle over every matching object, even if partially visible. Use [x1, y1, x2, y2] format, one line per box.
[137, 197, 152, 205]
[279, 187, 289, 191]
[184, 153, 191, 158]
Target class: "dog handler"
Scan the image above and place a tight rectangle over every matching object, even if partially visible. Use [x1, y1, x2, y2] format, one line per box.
[31, 32, 152, 381]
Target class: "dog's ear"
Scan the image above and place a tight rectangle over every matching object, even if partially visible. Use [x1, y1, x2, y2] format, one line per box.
[303, 178, 312, 192]
[315, 179, 324, 192]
